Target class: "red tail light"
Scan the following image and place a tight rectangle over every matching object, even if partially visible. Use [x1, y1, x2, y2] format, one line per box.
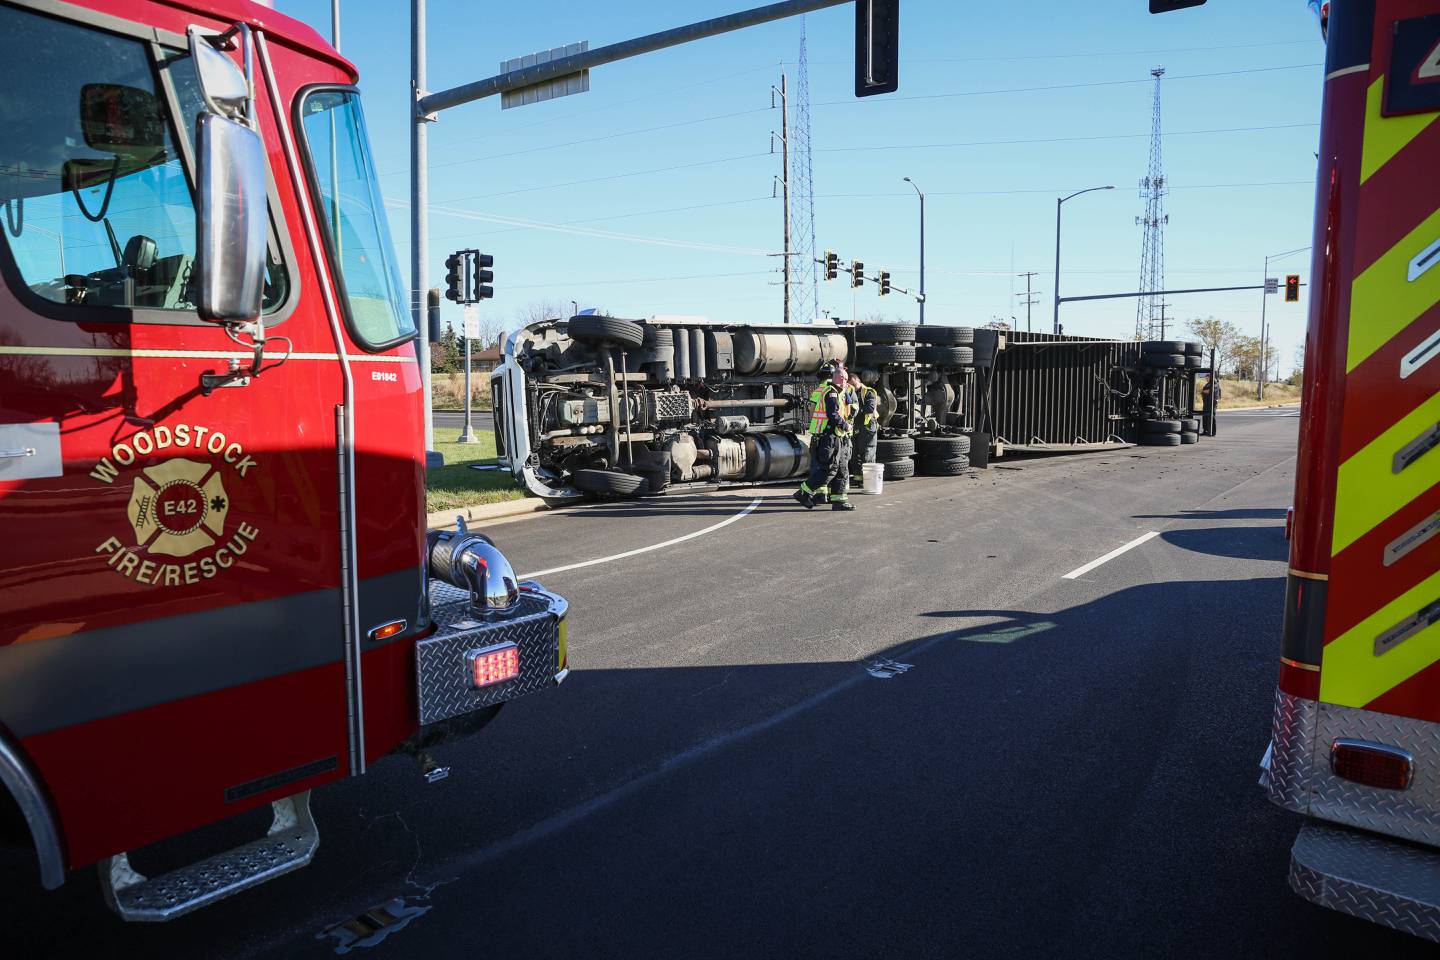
[1331, 740, 1413, 790]
[469, 642, 520, 688]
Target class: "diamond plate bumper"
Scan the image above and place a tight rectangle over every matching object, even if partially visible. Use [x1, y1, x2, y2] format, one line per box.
[1263, 689, 1440, 847]
[417, 580, 568, 726]
[1291, 821, 1440, 942]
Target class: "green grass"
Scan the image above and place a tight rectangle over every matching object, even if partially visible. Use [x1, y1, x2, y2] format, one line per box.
[425, 427, 526, 513]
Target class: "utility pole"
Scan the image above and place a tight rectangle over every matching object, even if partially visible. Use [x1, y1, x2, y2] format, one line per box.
[775, 72, 792, 324]
[1017, 271, 1040, 333]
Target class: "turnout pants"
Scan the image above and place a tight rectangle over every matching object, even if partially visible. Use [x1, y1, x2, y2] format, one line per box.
[849, 426, 877, 479]
[802, 433, 851, 502]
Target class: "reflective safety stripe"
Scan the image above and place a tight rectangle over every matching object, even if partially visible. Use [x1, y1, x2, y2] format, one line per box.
[1321, 568, 1440, 708]
[1333, 390, 1440, 555]
[1360, 75, 1440, 184]
[1348, 205, 1440, 372]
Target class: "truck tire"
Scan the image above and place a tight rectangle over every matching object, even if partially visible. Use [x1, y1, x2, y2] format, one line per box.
[1183, 341, 1204, 356]
[916, 455, 969, 476]
[856, 344, 916, 366]
[1179, 432, 1199, 444]
[915, 325, 975, 345]
[1140, 419, 1182, 434]
[914, 434, 971, 457]
[1181, 417, 1201, 433]
[855, 323, 916, 344]
[568, 315, 645, 350]
[1143, 353, 1186, 368]
[876, 436, 915, 459]
[1184, 354, 1204, 368]
[1140, 433, 1183, 446]
[882, 457, 915, 480]
[915, 345, 974, 367]
[570, 468, 646, 496]
[1142, 340, 1187, 355]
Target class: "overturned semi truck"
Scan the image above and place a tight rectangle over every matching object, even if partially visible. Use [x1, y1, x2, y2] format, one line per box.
[492, 315, 1212, 503]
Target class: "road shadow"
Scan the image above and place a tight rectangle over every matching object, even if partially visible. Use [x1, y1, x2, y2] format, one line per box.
[1133, 508, 1286, 521]
[1160, 525, 1289, 562]
[8, 574, 1423, 960]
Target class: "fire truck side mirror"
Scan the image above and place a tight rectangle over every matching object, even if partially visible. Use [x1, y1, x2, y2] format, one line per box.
[194, 113, 267, 323]
[188, 25, 268, 323]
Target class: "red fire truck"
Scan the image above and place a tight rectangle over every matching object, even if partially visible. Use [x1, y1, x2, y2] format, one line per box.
[1259, 0, 1440, 941]
[0, 0, 568, 920]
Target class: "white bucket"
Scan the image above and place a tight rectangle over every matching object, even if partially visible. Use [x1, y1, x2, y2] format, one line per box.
[861, 462, 884, 495]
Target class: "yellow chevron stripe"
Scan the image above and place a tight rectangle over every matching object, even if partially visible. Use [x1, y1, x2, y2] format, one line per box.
[1333, 389, 1440, 556]
[1347, 204, 1440, 373]
[1320, 568, 1440, 708]
[1360, 76, 1439, 184]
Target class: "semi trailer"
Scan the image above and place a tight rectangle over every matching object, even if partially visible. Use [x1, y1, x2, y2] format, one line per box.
[492, 315, 1212, 502]
[0, 0, 568, 921]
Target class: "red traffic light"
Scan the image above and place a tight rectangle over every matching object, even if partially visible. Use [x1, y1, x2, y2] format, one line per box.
[1285, 274, 1300, 302]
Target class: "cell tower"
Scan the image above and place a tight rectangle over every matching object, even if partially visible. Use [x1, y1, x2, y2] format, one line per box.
[1135, 67, 1169, 340]
[792, 18, 819, 323]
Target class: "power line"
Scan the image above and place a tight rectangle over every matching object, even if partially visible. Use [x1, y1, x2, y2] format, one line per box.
[796, 38, 1321, 66]
[815, 122, 1317, 154]
[432, 151, 770, 205]
[813, 62, 1322, 107]
[507, 269, 772, 290]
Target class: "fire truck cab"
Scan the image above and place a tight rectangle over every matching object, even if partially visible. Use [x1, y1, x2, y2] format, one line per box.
[0, 0, 567, 920]
[1260, 0, 1440, 941]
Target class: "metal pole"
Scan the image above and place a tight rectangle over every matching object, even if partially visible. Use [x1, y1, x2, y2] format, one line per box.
[905, 177, 924, 324]
[1258, 255, 1269, 401]
[459, 321, 477, 443]
[331, 0, 341, 50]
[918, 189, 925, 324]
[418, 0, 850, 115]
[412, 0, 434, 455]
[1052, 197, 1061, 335]
[780, 72, 791, 325]
[570, 299, 579, 317]
[1051, 185, 1113, 336]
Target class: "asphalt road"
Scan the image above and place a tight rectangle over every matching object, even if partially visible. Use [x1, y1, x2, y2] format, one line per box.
[432, 409, 493, 433]
[7, 407, 1425, 958]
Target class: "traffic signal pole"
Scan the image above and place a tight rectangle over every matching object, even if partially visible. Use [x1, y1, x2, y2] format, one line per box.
[411, 0, 433, 458]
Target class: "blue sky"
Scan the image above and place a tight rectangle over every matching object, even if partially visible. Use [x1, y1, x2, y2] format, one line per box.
[283, 0, 1323, 373]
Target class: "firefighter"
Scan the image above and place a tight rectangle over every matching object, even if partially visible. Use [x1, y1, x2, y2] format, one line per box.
[794, 360, 855, 511]
[848, 371, 879, 485]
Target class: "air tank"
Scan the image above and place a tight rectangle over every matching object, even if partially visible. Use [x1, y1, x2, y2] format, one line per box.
[742, 432, 809, 480]
[691, 328, 707, 380]
[673, 328, 691, 380]
[732, 329, 848, 375]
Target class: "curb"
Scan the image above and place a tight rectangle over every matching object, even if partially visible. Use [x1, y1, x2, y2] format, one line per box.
[425, 497, 548, 530]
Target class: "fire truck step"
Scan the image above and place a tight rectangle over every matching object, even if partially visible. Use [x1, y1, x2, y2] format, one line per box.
[1290, 821, 1440, 943]
[98, 791, 318, 922]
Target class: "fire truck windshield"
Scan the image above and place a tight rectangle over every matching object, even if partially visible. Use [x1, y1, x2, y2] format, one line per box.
[0, 4, 287, 316]
[298, 89, 415, 351]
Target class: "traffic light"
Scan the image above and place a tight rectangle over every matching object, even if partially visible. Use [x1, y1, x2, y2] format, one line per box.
[879, 270, 891, 296]
[444, 254, 464, 303]
[1285, 274, 1300, 302]
[824, 250, 839, 281]
[1148, 0, 1206, 11]
[473, 252, 495, 301]
[851, 260, 864, 288]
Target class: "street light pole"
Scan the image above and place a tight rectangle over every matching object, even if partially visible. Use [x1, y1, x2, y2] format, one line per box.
[1052, 185, 1114, 335]
[904, 177, 925, 324]
[1256, 244, 1310, 401]
[571, 299, 579, 317]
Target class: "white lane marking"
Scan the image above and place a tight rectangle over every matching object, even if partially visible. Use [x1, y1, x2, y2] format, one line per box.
[519, 496, 762, 579]
[1062, 531, 1161, 580]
